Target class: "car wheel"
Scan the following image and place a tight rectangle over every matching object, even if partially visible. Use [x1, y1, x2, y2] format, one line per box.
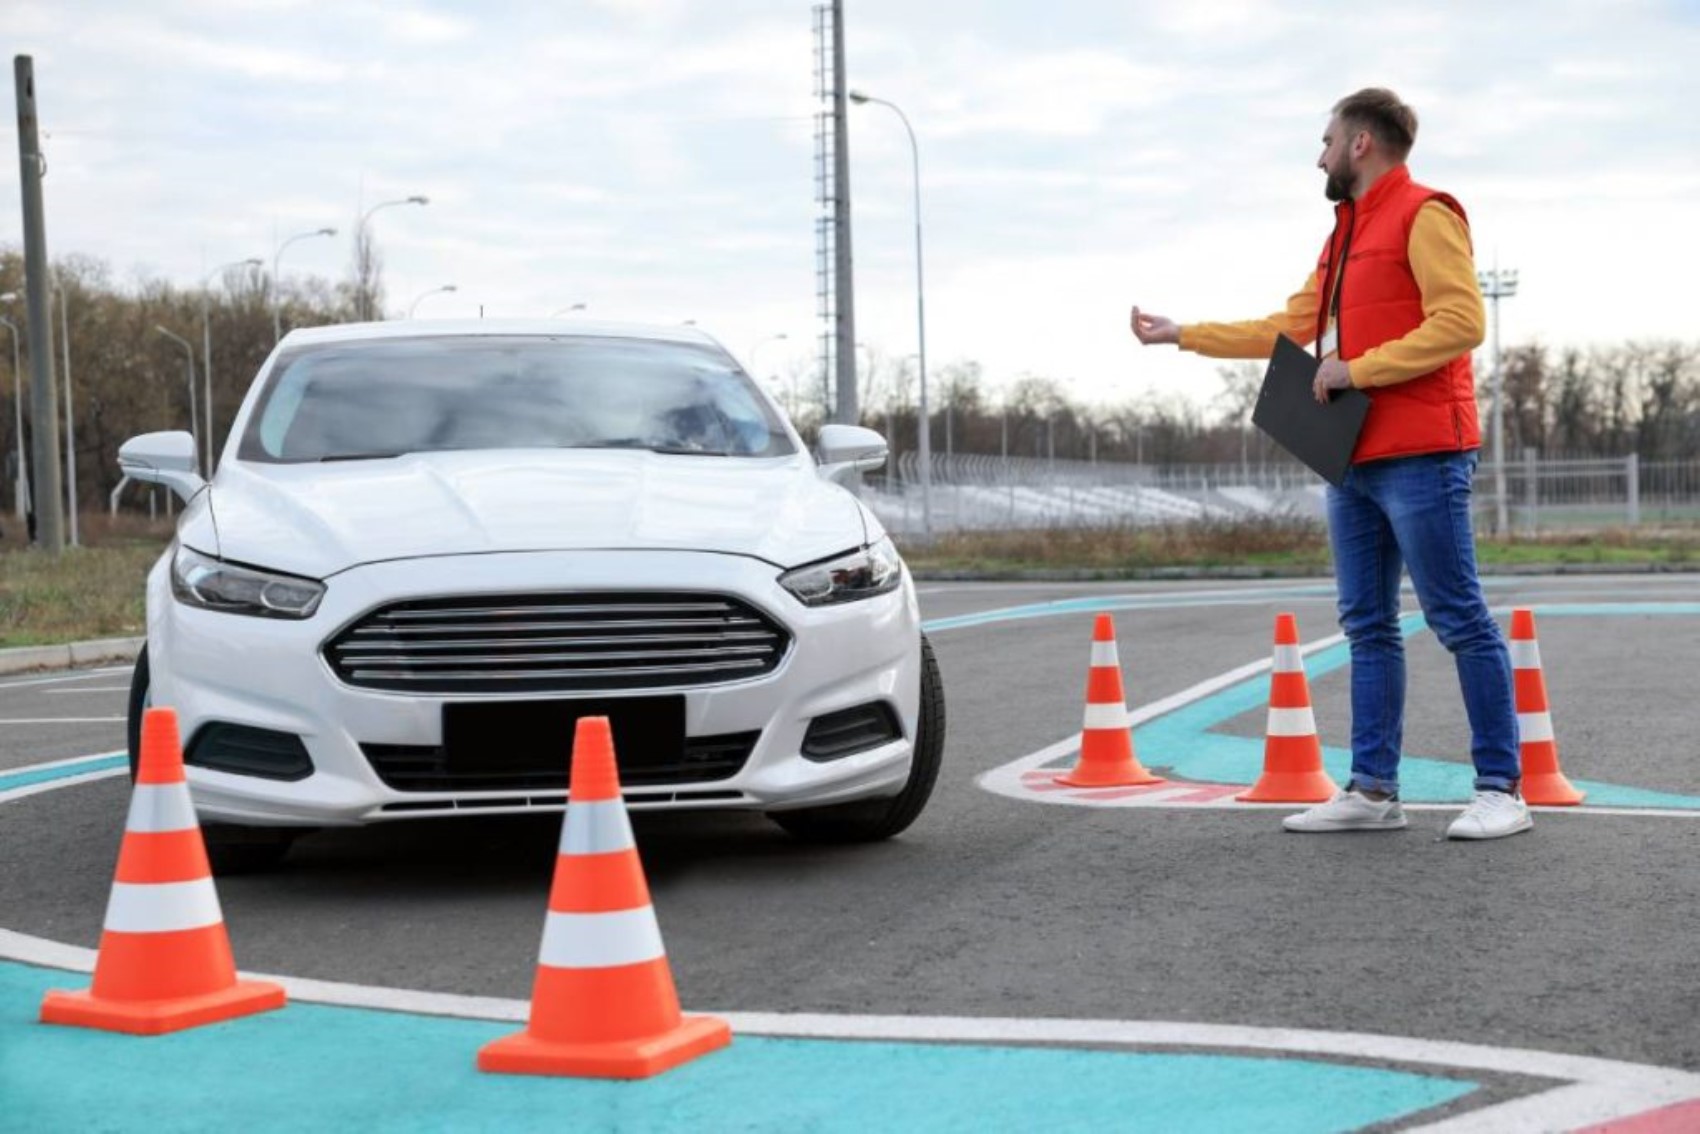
[125, 645, 300, 874]
[771, 634, 945, 844]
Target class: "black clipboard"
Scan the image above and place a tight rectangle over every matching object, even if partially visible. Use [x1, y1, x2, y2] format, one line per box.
[1251, 334, 1369, 487]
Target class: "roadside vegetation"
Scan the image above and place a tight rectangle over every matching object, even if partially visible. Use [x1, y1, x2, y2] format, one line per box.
[3, 515, 1695, 647]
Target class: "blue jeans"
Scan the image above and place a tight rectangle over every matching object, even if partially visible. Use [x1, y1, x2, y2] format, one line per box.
[1325, 450, 1519, 795]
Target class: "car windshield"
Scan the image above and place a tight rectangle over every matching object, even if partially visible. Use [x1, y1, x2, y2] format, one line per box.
[237, 334, 795, 463]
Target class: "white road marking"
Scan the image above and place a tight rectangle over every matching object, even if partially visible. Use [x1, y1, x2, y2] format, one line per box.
[0, 666, 129, 691]
[44, 687, 129, 694]
[1, 926, 1694, 1129]
[0, 717, 126, 724]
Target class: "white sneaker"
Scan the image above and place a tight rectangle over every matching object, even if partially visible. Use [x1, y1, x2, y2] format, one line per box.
[1282, 790, 1407, 833]
[1447, 791, 1533, 840]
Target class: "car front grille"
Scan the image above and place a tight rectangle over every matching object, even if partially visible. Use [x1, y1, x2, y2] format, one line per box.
[324, 592, 791, 694]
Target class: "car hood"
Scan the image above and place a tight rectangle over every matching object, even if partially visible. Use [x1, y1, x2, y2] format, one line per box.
[201, 450, 867, 578]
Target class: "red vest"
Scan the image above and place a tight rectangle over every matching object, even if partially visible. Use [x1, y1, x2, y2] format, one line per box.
[1315, 164, 1480, 463]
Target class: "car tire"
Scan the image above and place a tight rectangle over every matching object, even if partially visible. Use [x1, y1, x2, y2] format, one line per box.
[770, 633, 945, 844]
[125, 645, 300, 874]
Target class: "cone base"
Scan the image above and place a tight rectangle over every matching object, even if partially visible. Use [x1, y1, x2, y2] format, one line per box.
[1055, 765, 1164, 788]
[40, 979, 286, 1036]
[1523, 773, 1585, 806]
[1236, 771, 1338, 803]
[477, 1013, 731, 1080]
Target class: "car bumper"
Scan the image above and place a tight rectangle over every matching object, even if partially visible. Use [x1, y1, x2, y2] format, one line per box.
[145, 549, 922, 826]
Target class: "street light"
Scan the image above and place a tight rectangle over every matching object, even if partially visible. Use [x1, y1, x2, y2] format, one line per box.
[408, 284, 458, 318]
[848, 89, 931, 536]
[356, 195, 429, 320]
[550, 303, 588, 317]
[202, 257, 263, 476]
[0, 295, 26, 521]
[155, 325, 200, 470]
[1478, 265, 1519, 536]
[272, 226, 337, 343]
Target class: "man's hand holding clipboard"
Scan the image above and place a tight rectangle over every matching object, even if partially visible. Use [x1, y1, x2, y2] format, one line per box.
[1250, 335, 1370, 487]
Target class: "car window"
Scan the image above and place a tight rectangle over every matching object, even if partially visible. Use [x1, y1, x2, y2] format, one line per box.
[238, 335, 795, 463]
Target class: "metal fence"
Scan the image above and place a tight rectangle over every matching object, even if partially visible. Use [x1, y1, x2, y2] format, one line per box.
[862, 451, 1700, 536]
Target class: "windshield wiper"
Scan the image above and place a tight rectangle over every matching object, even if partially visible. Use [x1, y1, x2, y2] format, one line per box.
[571, 440, 732, 457]
[318, 451, 406, 462]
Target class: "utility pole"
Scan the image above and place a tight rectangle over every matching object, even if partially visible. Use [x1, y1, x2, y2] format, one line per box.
[13, 55, 64, 552]
[830, 0, 857, 426]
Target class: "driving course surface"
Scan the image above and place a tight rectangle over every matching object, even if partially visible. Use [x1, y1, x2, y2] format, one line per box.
[2, 574, 1698, 1131]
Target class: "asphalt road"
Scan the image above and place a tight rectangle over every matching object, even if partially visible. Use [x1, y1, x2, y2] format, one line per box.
[2, 573, 1697, 1089]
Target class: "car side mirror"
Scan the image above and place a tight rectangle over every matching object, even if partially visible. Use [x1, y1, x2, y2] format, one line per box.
[118, 431, 207, 503]
[816, 424, 888, 486]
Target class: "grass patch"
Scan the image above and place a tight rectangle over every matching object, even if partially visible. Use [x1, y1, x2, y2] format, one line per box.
[899, 519, 1700, 577]
[0, 514, 172, 647]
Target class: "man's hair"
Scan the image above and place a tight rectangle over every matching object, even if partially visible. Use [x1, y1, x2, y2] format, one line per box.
[1332, 88, 1418, 161]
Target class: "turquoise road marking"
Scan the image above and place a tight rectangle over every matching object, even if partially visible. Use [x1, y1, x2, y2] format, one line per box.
[922, 586, 1339, 633]
[2, 963, 1475, 1133]
[0, 754, 125, 794]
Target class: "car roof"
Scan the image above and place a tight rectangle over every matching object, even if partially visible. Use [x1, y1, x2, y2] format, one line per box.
[277, 319, 726, 351]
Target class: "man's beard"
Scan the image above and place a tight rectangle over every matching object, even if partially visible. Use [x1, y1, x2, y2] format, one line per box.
[1324, 160, 1354, 202]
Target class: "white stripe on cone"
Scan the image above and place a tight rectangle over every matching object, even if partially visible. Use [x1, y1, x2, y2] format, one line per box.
[1518, 712, 1555, 743]
[1510, 640, 1542, 670]
[1265, 706, 1318, 737]
[1089, 642, 1119, 667]
[559, 800, 636, 856]
[124, 783, 199, 834]
[1082, 702, 1129, 731]
[538, 907, 667, 969]
[1272, 645, 1303, 673]
[103, 879, 224, 934]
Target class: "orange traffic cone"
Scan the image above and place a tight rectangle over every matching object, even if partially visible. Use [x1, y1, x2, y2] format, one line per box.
[40, 707, 286, 1035]
[1510, 608, 1584, 806]
[478, 716, 730, 1079]
[1237, 613, 1337, 803]
[1055, 614, 1164, 787]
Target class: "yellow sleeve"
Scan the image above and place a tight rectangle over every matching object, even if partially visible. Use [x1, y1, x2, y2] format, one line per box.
[1347, 200, 1488, 388]
[1177, 273, 1320, 359]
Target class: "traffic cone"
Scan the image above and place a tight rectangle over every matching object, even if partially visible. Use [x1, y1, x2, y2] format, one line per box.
[478, 716, 730, 1079]
[40, 707, 286, 1035]
[1510, 608, 1584, 805]
[1236, 613, 1337, 803]
[1055, 614, 1164, 787]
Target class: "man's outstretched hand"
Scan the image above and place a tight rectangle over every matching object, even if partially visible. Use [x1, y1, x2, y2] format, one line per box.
[1130, 306, 1180, 346]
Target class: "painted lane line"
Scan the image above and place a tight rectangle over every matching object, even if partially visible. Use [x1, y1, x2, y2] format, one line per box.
[0, 717, 126, 724]
[1, 928, 1693, 1129]
[44, 687, 130, 694]
[0, 666, 130, 691]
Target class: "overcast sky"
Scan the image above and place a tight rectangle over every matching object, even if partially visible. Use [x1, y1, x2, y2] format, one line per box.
[4, 0, 1697, 413]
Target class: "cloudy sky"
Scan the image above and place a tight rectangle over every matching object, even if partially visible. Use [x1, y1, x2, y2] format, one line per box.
[4, 0, 1697, 413]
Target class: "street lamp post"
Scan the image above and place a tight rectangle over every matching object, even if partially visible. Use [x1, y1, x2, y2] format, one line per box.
[407, 284, 458, 318]
[0, 299, 26, 520]
[356, 195, 429, 321]
[201, 257, 263, 476]
[272, 226, 337, 343]
[848, 89, 932, 536]
[155, 325, 200, 469]
[1478, 266, 1519, 536]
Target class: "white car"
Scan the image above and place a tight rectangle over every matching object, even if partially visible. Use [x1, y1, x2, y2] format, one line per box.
[119, 320, 943, 869]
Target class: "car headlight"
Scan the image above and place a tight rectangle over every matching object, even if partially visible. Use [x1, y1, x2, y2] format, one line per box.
[170, 544, 326, 619]
[778, 537, 903, 607]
